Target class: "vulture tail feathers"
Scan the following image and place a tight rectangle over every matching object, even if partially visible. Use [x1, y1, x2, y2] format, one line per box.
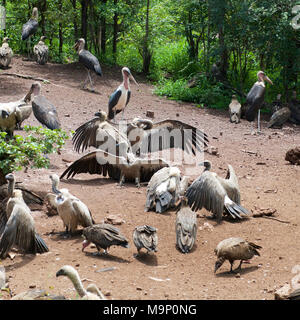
[34, 233, 49, 254]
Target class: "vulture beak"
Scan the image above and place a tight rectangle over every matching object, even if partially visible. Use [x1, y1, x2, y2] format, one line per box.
[264, 75, 273, 85]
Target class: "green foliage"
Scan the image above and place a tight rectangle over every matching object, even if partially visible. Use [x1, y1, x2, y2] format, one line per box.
[0, 126, 69, 176]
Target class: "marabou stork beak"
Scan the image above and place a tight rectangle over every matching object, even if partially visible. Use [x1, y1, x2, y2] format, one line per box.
[265, 76, 273, 85]
[129, 73, 139, 86]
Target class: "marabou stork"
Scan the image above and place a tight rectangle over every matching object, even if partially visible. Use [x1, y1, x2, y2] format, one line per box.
[33, 36, 48, 65]
[22, 7, 39, 59]
[0, 37, 13, 68]
[245, 71, 273, 133]
[74, 38, 102, 92]
[108, 67, 138, 122]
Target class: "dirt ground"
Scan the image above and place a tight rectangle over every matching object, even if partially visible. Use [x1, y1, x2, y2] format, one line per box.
[0, 56, 300, 301]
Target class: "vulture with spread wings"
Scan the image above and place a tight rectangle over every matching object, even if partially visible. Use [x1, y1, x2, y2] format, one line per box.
[185, 161, 249, 223]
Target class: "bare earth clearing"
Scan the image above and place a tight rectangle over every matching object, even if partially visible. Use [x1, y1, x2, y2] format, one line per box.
[0, 56, 300, 301]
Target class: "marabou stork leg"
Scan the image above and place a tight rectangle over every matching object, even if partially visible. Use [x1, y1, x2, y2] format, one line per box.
[87, 70, 95, 92]
[257, 109, 261, 133]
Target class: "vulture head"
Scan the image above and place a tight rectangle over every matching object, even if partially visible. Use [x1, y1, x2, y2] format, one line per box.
[1, 110, 10, 119]
[49, 174, 61, 195]
[94, 110, 107, 122]
[199, 160, 212, 171]
[5, 173, 14, 182]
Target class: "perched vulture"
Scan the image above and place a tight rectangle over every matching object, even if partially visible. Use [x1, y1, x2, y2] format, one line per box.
[0, 37, 13, 68]
[133, 225, 158, 255]
[245, 71, 273, 132]
[82, 223, 129, 255]
[289, 91, 300, 125]
[74, 38, 102, 91]
[108, 67, 138, 121]
[229, 95, 241, 124]
[30, 82, 61, 129]
[145, 166, 189, 213]
[49, 174, 94, 235]
[270, 94, 283, 115]
[186, 161, 249, 223]
[33, 36, 48, 65]
[267, 107, 291, 129]
[0, 174, 49, 259]
[288, 288, 300, 300]
[214, 237, 262, 273]
[56, 265, 106, 300]
[175, 197, 197, 254]
[0, 85, 33, 137]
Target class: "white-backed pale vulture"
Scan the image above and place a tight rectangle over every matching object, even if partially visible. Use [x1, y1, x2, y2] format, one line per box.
[49, 174, 94, 235]
[185, 161, 249, 223]
[56, 265, 106, 300]
[82, 223, 129, 255]
[214, 237, 262, 273]
[33, 36, 48, 65]
[133, 225, 158, 255]
[229, 95, 241, 124]
[145, 166, 189, 213]
[0, 37, 13, 68]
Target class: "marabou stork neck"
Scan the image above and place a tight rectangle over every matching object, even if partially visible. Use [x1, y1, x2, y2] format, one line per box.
[74, 38, 102, 92]
[22, 7, 39, 59]
[245, 71, 273, 133]
[108, 67, 138, 122]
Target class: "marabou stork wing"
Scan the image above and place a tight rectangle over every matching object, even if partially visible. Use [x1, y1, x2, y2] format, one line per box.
[245, 83, 266, 121]
[139, 119, 209, 156]
[108, 89, 122, 119]
[32, 95, 61, 129]
[22, 19, 38, 41]
[60, 150, 126, 180]
[79, 50, 102, 76]
[126, 91, 131, 106]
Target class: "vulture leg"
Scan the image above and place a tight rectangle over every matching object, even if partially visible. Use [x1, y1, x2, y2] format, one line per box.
[229, 260, 234, 273]
[119, 174, 125, 187]
[235, 260, 243, 272]
[135, 177, 141, 189]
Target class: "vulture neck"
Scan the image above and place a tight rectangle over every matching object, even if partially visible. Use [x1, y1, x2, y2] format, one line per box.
[7, 178, 15, 198]
[66, 270, 87, 298]
[51, 178, 61, 195]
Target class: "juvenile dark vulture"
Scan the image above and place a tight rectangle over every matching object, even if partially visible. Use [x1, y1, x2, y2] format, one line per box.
[0, 174, 49, 259]
[145, 166, 189, 213]
[229, 95, 241, 124]
[49, 174, 94, 235]
[108, 67, 138, 121]
[33, 36, 48, 65]
[0, 37, 13, 68]
[185, 161, 249, 223]
[82, 223, 129, 255]
[133, 225, 158, 255]
[267, 107, 291, 129]
[30, 82, 61, 129]
[74, 38, 102, 91]
[175, 197, 197, 254]
[245, 71, 273, 132]
[214, 237, 262, 273]
[0, 85, 33, 138]
[56, 265, 106, 300]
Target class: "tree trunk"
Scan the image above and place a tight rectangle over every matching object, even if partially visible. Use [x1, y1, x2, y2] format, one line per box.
[71, 0, 78, 41]
[100, 0, 107, 54]
[112, 0, 118, 61]
[1, 0, 6, 36]
[142, 0, 152, 74]
[0, 169, 6, 186]
[58, 0, 63, 61]
[39, 0, 47, 35]
[81, 0, 89, 48]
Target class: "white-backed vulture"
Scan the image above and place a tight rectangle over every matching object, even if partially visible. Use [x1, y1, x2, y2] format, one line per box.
[0, 175, 49, 259]
[267, 107, 291, 129]
[133, 225, 158, 255]
[214, 237, 262, 273]
[33, 36, 48, 65]
[72, 112, 209, 157]
[0, 37, 13, 68]
[175, 197, 197, 254]
[245, 71, 273, 132]
[82, 223, 129, 255]
[108, 67, 138, 121]
[0, 85, 32, 137]
[229, 95, 241, 124]
[185, 160, 249, 223]
[30, 82, 61, 129]
[145, 166, 189, 213]
[49, 174, 94, 235]
[60, 149, 169, 188]
[56, 265, 106, 300]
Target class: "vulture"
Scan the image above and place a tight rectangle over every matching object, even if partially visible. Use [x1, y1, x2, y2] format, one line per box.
[288, 288, 300, 300]
[245, 71, 273, 132]
[0, 174, 49, 259]
[185, 161, 249, 223]
[214, 237, 262, 273]
[71, 112, 209, 157]
[267, 107, 291, 129]
[82, 223, 129, 255]
[30, 82, 61, 129]
[289, 91, 300, 125]
[145, 166, 189, 213]
[33, 36, 48, 65]
[229, 95, 241, 124]
[0, 37, 13, 68]
[175, 196, 197, 254]
[56, 265, 106, 300]
[133, 225, 158, 255]
[21, 7, 39, 58]
[0, 85, 33, 138]
[108, 67, 138, 121]
[74, 38, 102, 91]
[49, 174, 94, 235]
[270, 94, 283, 115]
